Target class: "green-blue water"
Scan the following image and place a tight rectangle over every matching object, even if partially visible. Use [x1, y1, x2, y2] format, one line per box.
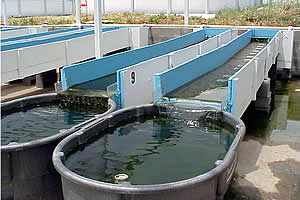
[168, 42, 266, 99]
[65, 115, 235, 185]
[1, 105, 103, 145]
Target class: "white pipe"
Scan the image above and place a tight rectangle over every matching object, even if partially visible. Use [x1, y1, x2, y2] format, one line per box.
[94, 0, 103, 58]
[102, 0, 105, 14]
[62, 0, 65, 15]
[205, 0, 209, 14]
[75, 0, 81, 25]
[167, 0, 172, 15]
[184, 0, 189, 25]
[44, 0, 47, 15]
[131, 0, 134, 13]
[2, 0, 8, 26]
[235, 0, 240, 10]
[17, 0, 21, 17]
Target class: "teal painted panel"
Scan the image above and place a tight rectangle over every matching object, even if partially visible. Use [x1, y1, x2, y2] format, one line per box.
[61, 29, 208, 91]
[1, 27, 121, 51]
[154, 30, 252, 99]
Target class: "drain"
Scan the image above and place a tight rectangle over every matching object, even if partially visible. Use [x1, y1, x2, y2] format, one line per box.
[115, 173, 129, 181]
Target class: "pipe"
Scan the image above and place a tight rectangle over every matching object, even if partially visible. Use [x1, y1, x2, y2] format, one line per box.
[167, 0, 172, 15]
[2, 0, 8, 26]
[184, 0, 189, 25]
[75, 0, 81, 26]
[94, 0, 103, 58]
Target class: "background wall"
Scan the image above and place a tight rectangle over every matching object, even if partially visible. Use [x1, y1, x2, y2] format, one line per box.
[1, 0, 298, 17]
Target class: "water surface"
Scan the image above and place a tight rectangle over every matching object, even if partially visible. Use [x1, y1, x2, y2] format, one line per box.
[1, 104, 103, 145]
[66, 114, 235, 185]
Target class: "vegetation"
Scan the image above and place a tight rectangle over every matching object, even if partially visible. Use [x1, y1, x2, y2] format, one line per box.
[3, 2, 300, 27]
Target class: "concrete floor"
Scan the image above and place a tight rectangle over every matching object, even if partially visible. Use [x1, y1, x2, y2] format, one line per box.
[225, 79, 300, 200]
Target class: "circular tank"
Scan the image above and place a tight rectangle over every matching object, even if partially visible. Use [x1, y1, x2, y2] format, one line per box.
[1, 93, 116, 200]
[53, 103, 246, 200]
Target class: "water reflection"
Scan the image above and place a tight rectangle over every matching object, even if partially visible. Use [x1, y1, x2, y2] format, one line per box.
[241, 79, 300, 142]
[226, 79, 300, 200]
[66, 115, 235, 185]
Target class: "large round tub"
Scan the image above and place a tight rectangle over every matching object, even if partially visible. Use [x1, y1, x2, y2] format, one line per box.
[1, 93, 116, 200]
[53, 103, 245, 200]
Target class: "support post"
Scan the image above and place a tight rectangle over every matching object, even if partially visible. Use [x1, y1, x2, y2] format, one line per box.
[205, 0, 209, 14]
[131, 0, 134, 13]
[94, 0, 103, 58]
[75, 0, 81, 25]
[2, 0, 8, 26]
[44, 0, 47, 15]
[235, 0, 240, 10]
[17, 0, 21, 17]
[167, 0, 172, 15]
[184, 0, 189, 25]
[62, 0, 65, 15]
[102, 0, 105, 14]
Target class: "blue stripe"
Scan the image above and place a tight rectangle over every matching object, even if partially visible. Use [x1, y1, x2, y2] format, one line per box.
[227, 78, 237, 114]
[1, 27, 80, 43]
[154, 74, 163, 102]
[205, 28, 229, 38]
[252, 29, 279, 38]
[117, 70, 125, 108]
[61, 29, 211, 91]
[230, 78, 237, 114]
[0, 27, 27, 32]
[1, 27, 121, 52]
[153, 30, 252, 100]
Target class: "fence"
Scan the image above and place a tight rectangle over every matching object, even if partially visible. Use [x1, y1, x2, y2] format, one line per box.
[1, 0, 298, 18]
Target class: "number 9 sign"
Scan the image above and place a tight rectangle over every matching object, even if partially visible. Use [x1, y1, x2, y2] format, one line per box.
[131, 71, 136, 85]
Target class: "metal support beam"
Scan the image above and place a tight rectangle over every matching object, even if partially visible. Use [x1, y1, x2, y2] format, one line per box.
[44, 0, 48, 15]
[235, 0, 240, 10]
[2, 0, 8, 25]
[205, 0, 209, 14]
[62, 0, 65, 15]
[17, 0, 21, 17]
[167, 0, 172, 15]
[94, 0, 103, 58]
[184, 0, 189, 25]
[75, 0, 81, 25]
[131, 0, 134, 13]
[102, 0, 105, 14]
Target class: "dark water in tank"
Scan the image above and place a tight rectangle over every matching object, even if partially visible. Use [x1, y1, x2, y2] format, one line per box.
[1, 104, 104, 145]
[65, 112, 235, 185]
